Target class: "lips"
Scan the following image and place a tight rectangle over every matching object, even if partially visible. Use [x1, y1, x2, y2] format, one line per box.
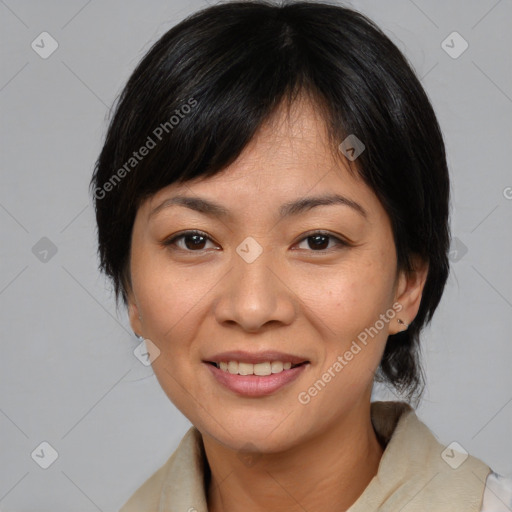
[205, 360, 309, 397]
[203, 350, 310, 397]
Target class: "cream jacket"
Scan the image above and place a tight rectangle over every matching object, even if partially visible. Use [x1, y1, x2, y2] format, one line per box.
[119, 401, 496, 511]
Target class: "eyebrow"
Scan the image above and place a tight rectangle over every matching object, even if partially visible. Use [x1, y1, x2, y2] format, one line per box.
[149, 193, 368, 221]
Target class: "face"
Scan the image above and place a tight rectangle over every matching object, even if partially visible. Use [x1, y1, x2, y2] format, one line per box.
[127, 98, 427, 453]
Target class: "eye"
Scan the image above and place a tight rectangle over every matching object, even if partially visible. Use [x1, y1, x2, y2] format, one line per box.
[162, 230, 219, 252]
[294, 231, 349, 252]
[162, 229, 349, 253]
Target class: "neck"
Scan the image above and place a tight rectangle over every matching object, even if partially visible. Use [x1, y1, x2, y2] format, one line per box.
[204, 399, 383, 512]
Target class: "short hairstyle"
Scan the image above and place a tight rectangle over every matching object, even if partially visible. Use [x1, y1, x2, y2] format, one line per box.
[90, 0, 451, 402]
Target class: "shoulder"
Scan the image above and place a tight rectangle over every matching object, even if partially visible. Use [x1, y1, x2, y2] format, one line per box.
[118, 454, 173, 512]
[359, 401, 493, 511]
[480, 471, 512, 512]
[118, 427, 202, 512]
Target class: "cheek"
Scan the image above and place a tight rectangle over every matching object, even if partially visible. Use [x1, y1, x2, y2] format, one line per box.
[132, 248, 211, 339]
[131, 252, 205, 410]
[301, 257, 394, 334]
[294, 251, 395, 395]
[296, 264, 393, 416]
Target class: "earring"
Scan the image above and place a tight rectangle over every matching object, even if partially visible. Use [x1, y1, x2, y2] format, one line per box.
[397, 318, 409, 329]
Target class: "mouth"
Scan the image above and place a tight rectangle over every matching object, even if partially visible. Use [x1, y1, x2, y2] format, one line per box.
[202, 352, 310, 397]
[205, 360, 308, 376]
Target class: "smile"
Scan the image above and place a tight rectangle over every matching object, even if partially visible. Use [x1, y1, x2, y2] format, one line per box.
[204, 360, 309, 397]
[209, 360, 305, 376]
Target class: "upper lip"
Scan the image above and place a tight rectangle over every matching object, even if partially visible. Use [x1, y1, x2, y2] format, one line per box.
[204, 350, 309, 365]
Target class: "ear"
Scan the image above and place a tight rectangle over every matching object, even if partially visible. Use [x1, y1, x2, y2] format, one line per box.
[389, 255, 429, 335]
[127, 287, 144, 337]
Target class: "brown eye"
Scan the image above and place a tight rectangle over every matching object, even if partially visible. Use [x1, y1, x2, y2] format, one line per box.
[163, 230, 217, 251]
[295, 231, 348, 252]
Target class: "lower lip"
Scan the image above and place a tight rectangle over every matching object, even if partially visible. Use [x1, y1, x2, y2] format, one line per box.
[205, 363, 308, 397]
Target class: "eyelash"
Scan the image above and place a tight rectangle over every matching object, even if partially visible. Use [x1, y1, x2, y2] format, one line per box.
[162, 229, 350, 253]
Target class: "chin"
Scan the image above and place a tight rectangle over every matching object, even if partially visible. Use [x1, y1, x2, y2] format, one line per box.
[199, 413, 304, 454]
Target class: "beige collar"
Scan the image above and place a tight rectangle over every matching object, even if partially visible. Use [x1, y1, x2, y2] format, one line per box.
[121, 401, 490, 512]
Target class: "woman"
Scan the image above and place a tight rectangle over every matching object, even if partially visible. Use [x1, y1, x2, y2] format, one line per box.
[90, 1, 512, 510]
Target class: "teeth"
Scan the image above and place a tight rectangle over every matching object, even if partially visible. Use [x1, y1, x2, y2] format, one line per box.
[254, 362, 271, 376]
[238, 362, 253, 376]
[271, 361, 284, 373]
[214, 361, 299, 375]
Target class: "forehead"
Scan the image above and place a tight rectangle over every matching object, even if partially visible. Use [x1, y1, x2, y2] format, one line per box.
[226, 96, 344, 176]
[143, 96, 380, 222]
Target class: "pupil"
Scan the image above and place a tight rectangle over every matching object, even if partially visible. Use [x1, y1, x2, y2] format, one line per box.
[310, 235, 328, 250]
[187, 235, 205, 249]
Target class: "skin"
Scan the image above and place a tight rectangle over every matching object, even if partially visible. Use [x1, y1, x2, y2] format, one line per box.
[127, 96, 428, 512]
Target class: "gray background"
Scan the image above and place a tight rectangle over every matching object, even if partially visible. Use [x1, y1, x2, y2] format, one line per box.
[1, 0, 511, 510]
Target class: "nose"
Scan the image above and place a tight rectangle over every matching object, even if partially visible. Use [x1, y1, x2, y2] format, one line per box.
[213, 245, 296, 332]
